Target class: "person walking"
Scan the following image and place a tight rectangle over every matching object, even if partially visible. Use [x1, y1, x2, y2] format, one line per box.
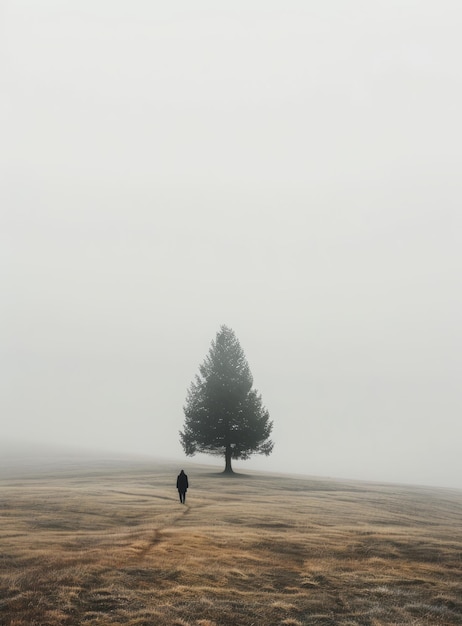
[176, 469, 189, 504]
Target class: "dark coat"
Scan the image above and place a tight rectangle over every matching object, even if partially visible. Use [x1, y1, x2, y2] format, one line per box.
[176, 471, 188, 492]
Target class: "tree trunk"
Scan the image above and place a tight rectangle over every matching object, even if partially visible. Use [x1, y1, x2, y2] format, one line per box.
[223, 445, 234, 474]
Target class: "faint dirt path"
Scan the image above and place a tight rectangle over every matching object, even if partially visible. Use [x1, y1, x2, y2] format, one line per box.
[109, 490, 195, 565]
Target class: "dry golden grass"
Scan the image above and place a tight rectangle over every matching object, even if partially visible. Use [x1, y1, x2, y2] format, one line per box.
[1, 456, 462, 625]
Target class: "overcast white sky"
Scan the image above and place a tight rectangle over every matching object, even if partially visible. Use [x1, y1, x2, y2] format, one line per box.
[2, 1, 461, 488]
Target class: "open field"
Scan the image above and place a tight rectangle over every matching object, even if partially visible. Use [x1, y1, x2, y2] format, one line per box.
[1, 456, 462, 625]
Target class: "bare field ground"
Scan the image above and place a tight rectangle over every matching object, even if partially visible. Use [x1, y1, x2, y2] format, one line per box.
[1, 456, 462, 625]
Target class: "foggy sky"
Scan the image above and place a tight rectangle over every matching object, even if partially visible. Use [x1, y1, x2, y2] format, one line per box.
[2, 1, 461, 488]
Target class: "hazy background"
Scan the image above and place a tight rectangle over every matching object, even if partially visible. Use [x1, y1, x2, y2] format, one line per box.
[2, 1, 461, 488]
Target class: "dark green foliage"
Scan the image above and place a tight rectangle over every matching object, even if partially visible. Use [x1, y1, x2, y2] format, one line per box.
[180, 326, 273, 473]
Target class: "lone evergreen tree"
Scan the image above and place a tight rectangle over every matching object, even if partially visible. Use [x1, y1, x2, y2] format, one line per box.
[180, 325, 273, 474]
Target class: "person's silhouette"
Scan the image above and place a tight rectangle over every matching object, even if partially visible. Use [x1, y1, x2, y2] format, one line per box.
[176, 469, 189, 504]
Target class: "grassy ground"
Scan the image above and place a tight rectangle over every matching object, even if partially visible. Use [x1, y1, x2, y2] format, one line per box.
[1, 456, 462, 625]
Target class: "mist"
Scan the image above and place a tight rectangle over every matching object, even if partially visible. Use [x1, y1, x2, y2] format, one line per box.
[2, 1, 461, 489]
